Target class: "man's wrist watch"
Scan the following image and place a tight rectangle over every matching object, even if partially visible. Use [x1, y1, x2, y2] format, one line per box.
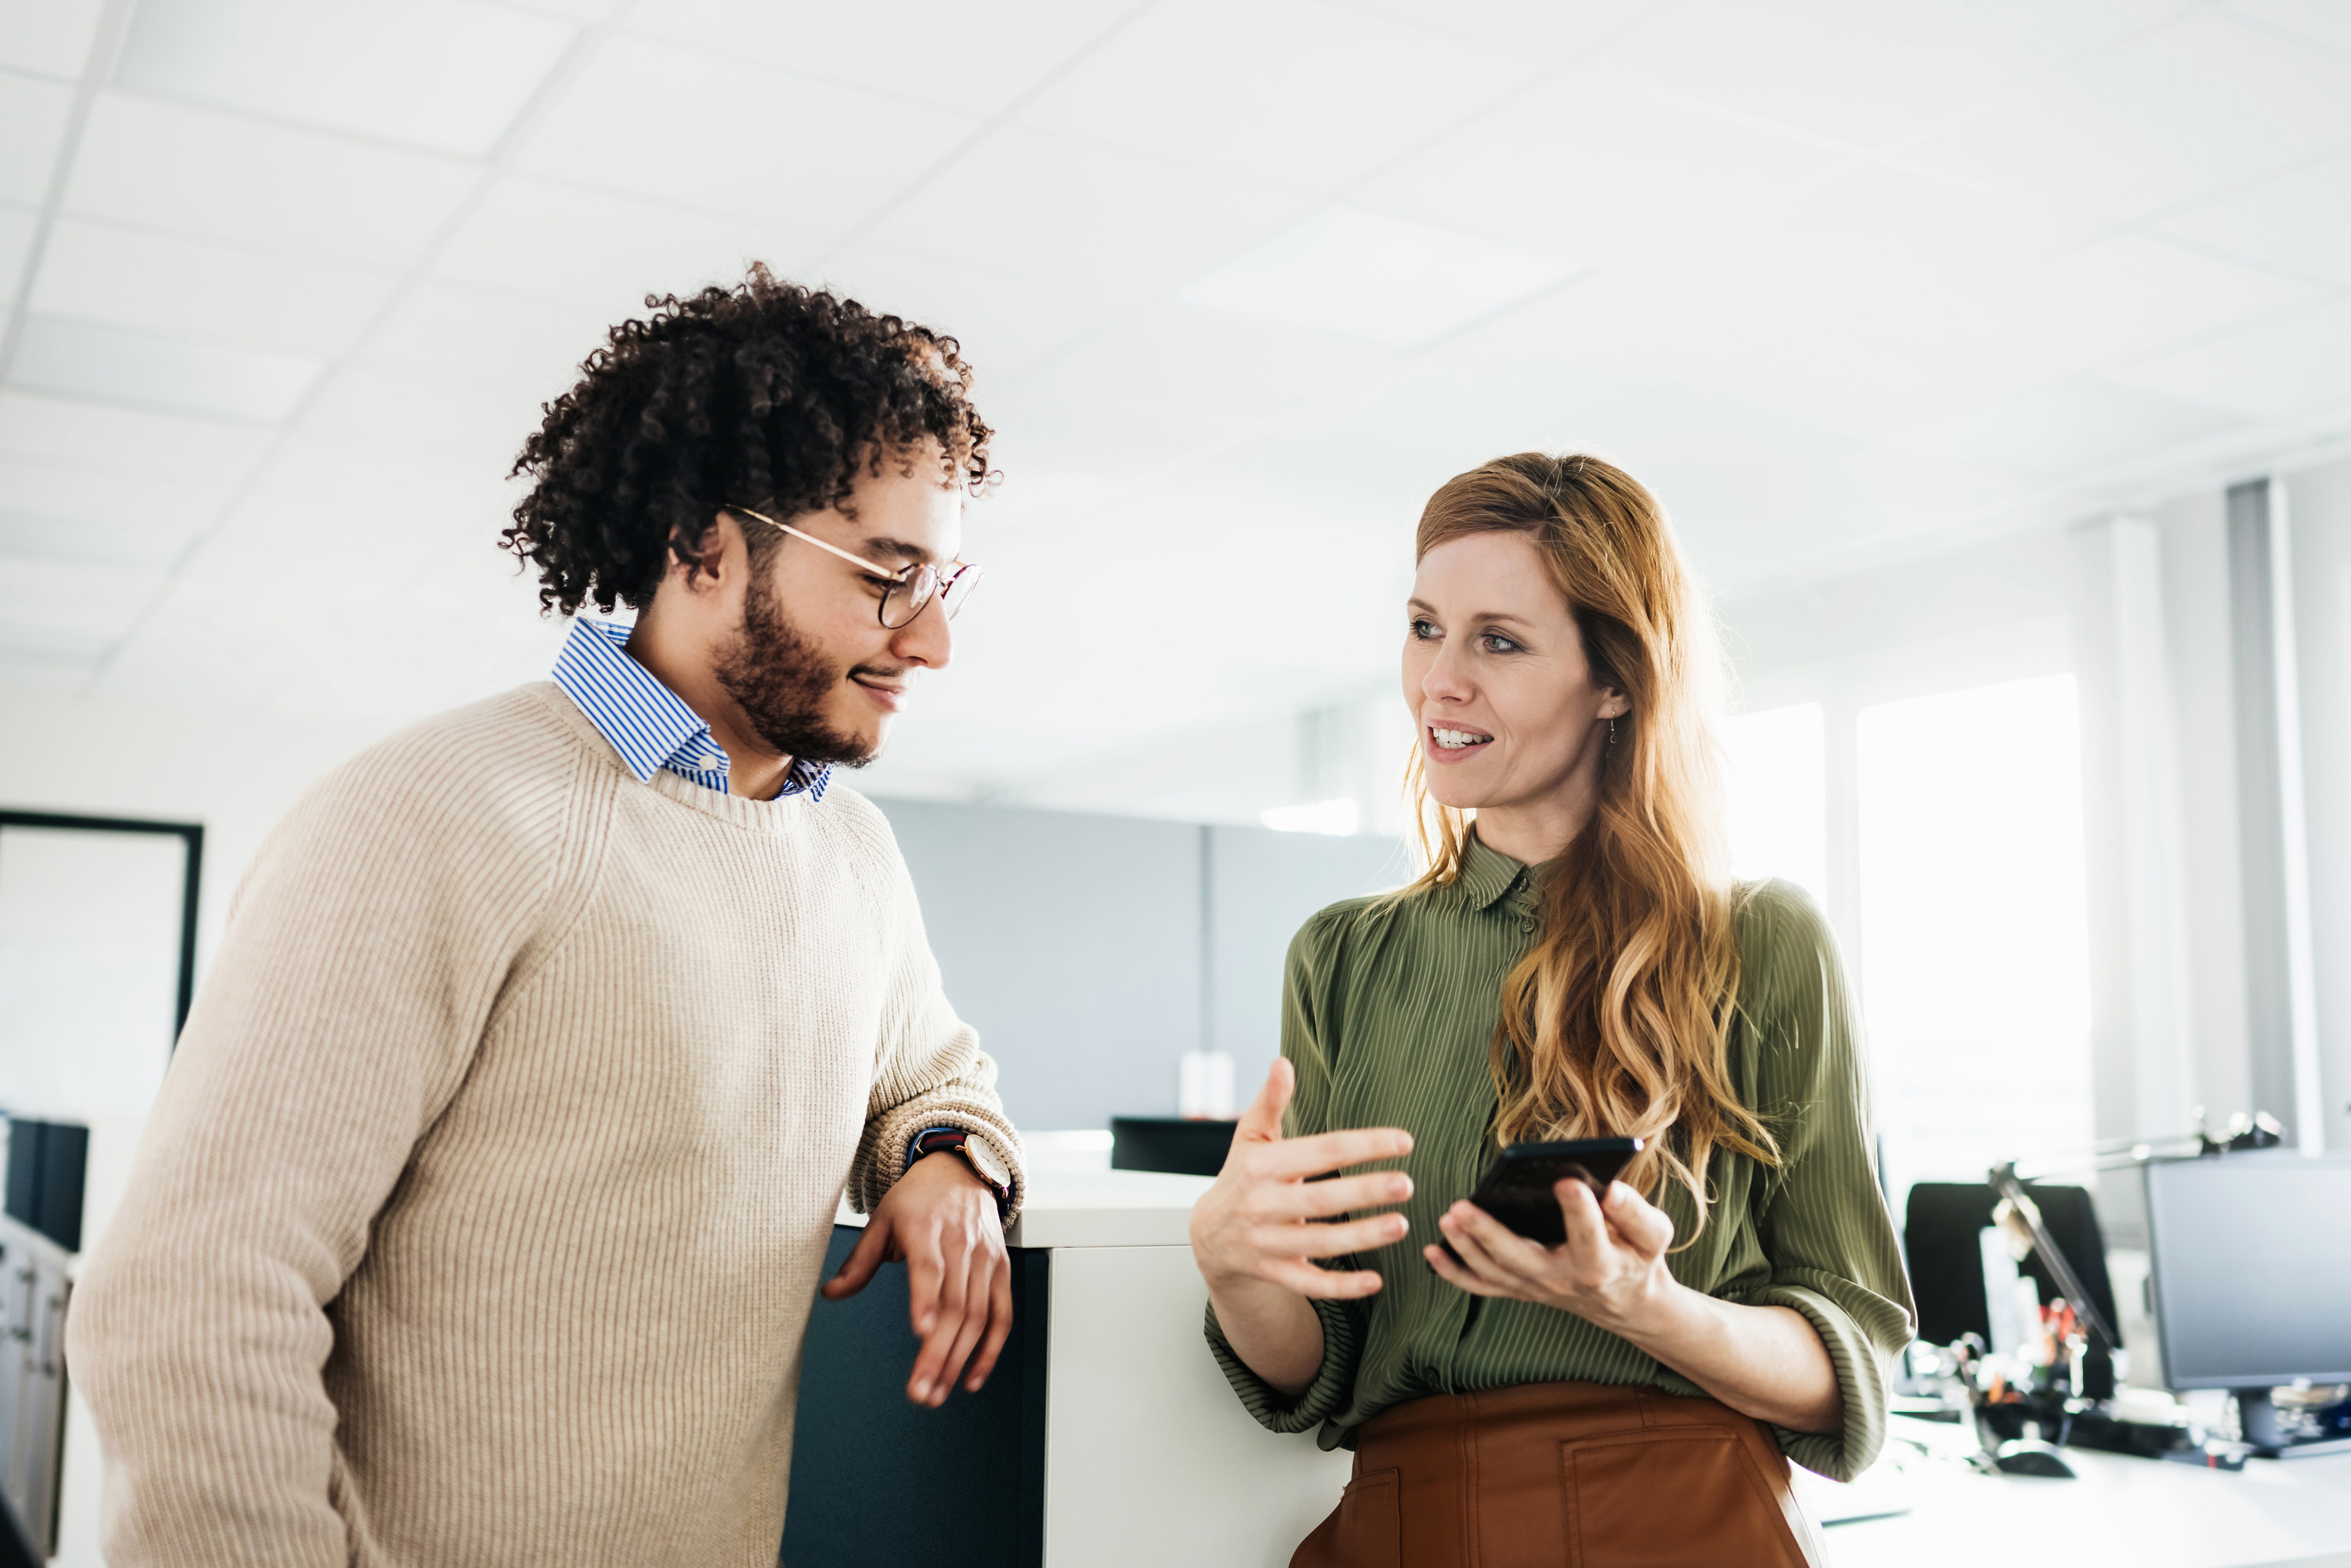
[910, 1127, 1012, 1219]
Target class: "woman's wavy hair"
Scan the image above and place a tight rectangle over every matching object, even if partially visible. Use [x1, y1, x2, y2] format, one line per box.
[1404, 452, 1775, 1237]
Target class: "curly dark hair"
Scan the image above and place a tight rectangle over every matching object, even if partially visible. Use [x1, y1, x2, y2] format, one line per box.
[502, 264, 994, 616]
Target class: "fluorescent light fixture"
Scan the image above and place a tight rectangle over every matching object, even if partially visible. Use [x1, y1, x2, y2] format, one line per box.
[116, 0, 577, 156]
[9, 315, 326, 423]
[1180, 207, 1574, 347]
[0, 512, 189, 570]
[1262, 798, 1361, 835]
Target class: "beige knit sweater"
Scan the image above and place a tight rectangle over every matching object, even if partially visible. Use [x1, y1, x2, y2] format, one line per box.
[67, 682, 1025, 1567]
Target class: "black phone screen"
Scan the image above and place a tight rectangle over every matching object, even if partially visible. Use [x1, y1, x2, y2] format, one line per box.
[1462, 1138, 1643, 1248]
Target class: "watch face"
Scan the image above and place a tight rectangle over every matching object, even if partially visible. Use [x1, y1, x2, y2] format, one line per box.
[964, 1137, 1009, 1189]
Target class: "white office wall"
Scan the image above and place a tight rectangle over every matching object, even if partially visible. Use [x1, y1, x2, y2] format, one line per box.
[875, 796, 1407, 1131]
[2280, 458, 2351, 1156]
[872, 797, 1208, 1132]
[1206, 824, 1411, 1102]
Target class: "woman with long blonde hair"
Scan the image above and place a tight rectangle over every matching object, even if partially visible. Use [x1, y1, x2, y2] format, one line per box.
[1189, 454, 1913, 1566]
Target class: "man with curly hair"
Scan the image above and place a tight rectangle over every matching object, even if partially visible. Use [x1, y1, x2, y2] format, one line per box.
[69, 268, 1026, 1567]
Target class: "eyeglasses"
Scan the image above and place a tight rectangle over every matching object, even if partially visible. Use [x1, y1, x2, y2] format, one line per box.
[730, 506, 983, 630]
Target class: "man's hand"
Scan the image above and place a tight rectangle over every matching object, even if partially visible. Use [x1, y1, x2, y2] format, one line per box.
[821, 1150, 1012, 1407]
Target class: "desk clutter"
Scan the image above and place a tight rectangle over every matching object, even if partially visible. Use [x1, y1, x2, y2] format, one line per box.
[1893, 1121, 2351, 1484]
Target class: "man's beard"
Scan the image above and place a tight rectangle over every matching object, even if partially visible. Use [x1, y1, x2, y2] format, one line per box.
[713, 570, 878, 770]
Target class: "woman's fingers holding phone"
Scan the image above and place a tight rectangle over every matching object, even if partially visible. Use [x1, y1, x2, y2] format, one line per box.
[1597, 1180, 1674, 1259]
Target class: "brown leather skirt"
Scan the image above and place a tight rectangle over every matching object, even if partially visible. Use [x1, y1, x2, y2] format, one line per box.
[1291, 1382, 1828, 1568]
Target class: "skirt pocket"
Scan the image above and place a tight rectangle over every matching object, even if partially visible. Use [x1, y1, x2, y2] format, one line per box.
[1560, 1430, 1810, 1568]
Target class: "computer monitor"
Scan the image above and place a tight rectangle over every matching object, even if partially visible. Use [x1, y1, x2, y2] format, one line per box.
[2144, 1154, 2351, 1389]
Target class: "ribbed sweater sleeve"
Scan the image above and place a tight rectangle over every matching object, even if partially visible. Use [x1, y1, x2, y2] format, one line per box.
[842, 800, 1026, 1219]
[1728, 882, 1918, 1481]
[64, 713, 589, 1567]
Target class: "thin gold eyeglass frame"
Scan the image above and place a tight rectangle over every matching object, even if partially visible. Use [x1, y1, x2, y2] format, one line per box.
[729, 505, 980, 629]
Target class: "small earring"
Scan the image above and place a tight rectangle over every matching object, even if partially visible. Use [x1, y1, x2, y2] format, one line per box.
[1608, 717, 1617, 747]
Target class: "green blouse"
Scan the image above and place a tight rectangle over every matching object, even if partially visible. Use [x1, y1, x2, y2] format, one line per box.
[1205, 835, 1915, 1482]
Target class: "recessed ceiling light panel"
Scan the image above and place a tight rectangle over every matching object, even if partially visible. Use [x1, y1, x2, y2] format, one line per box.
[116, 0, 577, 156]
[1179, 206, 1574, 348]
[9, 315, 326, 423]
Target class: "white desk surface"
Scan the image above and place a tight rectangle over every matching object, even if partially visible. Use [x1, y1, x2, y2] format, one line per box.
[838, 1177, 2351, 1567]
[1813, 1416, 2351, 1568]
[835, 1167, 1214, 1248]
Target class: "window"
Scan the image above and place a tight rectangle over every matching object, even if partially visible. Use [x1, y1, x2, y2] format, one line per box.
[1856, 675, 2093, 1199]
[1723, 702, 1827, 903]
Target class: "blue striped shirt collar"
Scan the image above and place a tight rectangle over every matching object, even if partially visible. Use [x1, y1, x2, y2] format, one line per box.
[551, 618, 831, 802]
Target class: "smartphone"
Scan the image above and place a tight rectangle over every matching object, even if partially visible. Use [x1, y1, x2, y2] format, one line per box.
[1458, 1137, 1643, 1248]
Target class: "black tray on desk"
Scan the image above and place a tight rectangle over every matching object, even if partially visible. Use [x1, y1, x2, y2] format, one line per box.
[1110, 1117, 1237, 1177]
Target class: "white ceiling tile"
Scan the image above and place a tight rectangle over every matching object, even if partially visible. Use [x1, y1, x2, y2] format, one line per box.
[1014, 0, 1537, 188]
[507, 0, 622, 20]
[2151, 146, 2351, 290]
[0, 389, 277, 480]
[864, 128, 1307, 315]
[117, 0, 577, 155]
[0, 203, 34, 299]
[2106, 296, 2351, 424]
[813, 244, 1118, 383]
[1179, 207, 1574, 346]
[1700, 165, 2106, 318]
[0, 0, 105, 78]
[9, 316, 327, 422]
[511, 35, 980, 231]
[64, 93, 483, 268]
[624, 0, 1118, 117]
[1601, 0, 2190, 151]
[430, 176, 823, 314]
[0, 71, 74, 206]
[303, 363, 549, 473]
[0, 556, 165, 647]
[1886, 233, 2320, 382]
[29, 219, 400, 354]
[1354, 76, 1843, 264]
[1338, 0, 1656, 59]
[1020, 298, 1407, 436]
[1898, 7, 2351, 225]
[165, 436, 508, 617]
[359, 280, 617, 401]
[2221, 0, 2351, 61]
[0, 454, 245, 531]
[1890, 378, 2251, 481]
[0, 510, 187, 568]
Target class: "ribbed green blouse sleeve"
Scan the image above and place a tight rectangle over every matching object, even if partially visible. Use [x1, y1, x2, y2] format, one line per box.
[1726, 882, 1918, 1481]
[1204, 908, 1369, 1435]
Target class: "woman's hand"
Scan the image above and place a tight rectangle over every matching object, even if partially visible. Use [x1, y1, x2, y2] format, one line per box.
[1427, 1176, 1846, 1433]
[1189, 1059, 1413, 1394]
[1190, 1058, 1415, 1301]
[1425, 1176, 1675, 1337]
